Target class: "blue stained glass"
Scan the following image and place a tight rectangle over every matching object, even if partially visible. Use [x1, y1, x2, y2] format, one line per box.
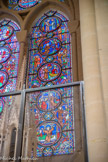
[40, 17, 62, 33]
[39, 38, 61, 55]
[0, 26, 13, 41]
[44, 112, 53, 120]
[58, 0, 64, 2]
[43, 147, 53, 156]
[8, 0, 42, 11]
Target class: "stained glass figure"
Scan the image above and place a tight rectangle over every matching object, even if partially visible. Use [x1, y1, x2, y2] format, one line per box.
[28, 87, 75, 157]
[0, 26, 13, 41]
[8, 0, 42, 11]
[0, 19, 20, 116]
[28, 10, 72, 88]
[37, 90, 61, 111]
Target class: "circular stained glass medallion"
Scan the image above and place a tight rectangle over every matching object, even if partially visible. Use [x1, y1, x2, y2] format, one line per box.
[0, 26, 13, 41]
[46, 56, 54, 63]
[37, 90, 61, 111]
[37, 121, 62, 146]
[18, 0, 38, 9]
[38, 63, 61, 82]
[0, 47, 11, 63]
[43, 147, 53, 156]
[0, 71, 8, 88]
[40, 16, 61, 32]
[39, 38, 61, 56]
[0, 99, 4, 115]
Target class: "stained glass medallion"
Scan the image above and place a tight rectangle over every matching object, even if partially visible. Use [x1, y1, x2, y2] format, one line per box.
[37, 121, 62, 146]
[8, 0, 42, 11]
[39, 38, 61, 55]
[38, 63, 61, 82]
[0, 26, 13, 41]
[28, 10, 72, 88]
[40, 17, 62, 33]
[0, 47, 11, 63]
[37, 90, 61, 111]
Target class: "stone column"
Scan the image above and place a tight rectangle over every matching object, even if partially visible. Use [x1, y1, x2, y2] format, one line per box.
[16, 30, 27, 75]
[16, 30, 27, 89]
[79, 0, 108, 162]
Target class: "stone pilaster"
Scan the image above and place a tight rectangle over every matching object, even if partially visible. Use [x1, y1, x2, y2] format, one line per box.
[79, 0, 108, 162]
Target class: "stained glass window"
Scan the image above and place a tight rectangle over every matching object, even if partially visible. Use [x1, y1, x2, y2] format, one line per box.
[0, 19, 20, 117]
[28, 10, 72, 88]
[28, 86, 75, 157]
[28, 10, 74, 157]
[8, 0, 42, 11]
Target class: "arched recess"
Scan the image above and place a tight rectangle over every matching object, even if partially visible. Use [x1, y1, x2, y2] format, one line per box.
[9, 127, 17, 159]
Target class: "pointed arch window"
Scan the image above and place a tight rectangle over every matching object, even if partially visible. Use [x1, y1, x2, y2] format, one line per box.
[0, 18, 20, 116]
[28, 11, 75, 157]
[28, 10, 72, 88]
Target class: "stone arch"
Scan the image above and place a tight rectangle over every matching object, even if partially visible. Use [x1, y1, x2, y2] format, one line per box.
[0, 9, 23, 28]
[23, 0, 75, 31]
